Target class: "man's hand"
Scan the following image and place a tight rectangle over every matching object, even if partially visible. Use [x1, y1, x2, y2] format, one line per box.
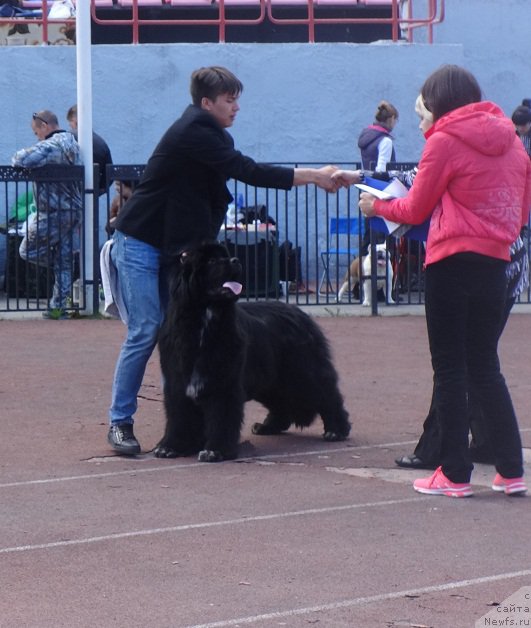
[293, 165, 348, 192]
[313, 165, 340, 192]
[331, 169, 364, 188]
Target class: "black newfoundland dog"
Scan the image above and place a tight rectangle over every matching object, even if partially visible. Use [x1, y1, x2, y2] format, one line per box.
[154, 241, 351, 462]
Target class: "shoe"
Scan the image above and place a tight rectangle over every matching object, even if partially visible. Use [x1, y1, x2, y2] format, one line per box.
[108, 424, 141, 455]
[491, 473, 527, 496]
[395, 454, 437, 470]
[42, 309, 69, 320]
[413, 466, 473, 498]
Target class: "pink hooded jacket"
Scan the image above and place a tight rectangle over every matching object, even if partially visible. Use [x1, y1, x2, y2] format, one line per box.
[374, 101, 531, 265]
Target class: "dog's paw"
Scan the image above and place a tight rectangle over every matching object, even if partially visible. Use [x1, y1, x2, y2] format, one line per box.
[323, 430, 349, 442]
[251, 421, 282, 435]
[198, 449, 224, 463]
[361, 301, 370, 307]
[153, 444, 181, 458]
[153, 438, 196, 458]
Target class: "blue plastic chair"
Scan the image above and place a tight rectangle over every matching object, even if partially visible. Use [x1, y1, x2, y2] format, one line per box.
[318, 216, 363, 295]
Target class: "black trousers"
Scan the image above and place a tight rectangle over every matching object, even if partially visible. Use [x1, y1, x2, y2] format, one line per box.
[423, 256, 523, 483]
[414, 296, 516, 467]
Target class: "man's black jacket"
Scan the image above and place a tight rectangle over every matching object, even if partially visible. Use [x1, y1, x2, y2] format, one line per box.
[114, 104, 294, 254]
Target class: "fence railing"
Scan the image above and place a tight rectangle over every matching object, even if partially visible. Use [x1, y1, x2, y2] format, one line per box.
[3, 161, 530, 317]
[0, 164, 89, 315]
[0, 0, 445, 45]
[103, 163, 373, 308]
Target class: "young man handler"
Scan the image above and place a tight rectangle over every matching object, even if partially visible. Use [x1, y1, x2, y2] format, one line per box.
[108, 66, 341, 454]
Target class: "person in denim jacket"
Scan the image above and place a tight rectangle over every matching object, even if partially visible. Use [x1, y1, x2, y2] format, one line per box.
[12, 110, 82, 318]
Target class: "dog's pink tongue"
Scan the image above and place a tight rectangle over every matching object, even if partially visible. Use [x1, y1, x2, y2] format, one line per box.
[223, 281, 243, 295]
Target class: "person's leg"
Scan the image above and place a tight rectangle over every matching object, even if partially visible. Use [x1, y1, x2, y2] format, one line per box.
[467, 392, 495, 463]
[395, 385, 440, 469]
[50, 211, 79, 310]
[423, 257, 472, 484]
[466, 271, 524, 481]
[0, 233, 6, 288]
[108, 231, 162, 451]
[19, 212, 64, 312]
[412, 388, 441, 463]
[468, 296, 515, 464]
[19, 212, 52, 266]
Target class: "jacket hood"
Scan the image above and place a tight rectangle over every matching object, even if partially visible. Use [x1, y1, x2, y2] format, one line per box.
[430, 101, 516, 157]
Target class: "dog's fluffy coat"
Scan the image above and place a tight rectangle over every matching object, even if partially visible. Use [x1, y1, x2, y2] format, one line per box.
[154, 241, 351, 462]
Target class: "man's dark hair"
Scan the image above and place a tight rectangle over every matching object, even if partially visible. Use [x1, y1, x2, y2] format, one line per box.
[190, 66, 243, 106]
[421, 64, 482, 122]
[66, 104, 77, 121]
[512, 105, 531, 126]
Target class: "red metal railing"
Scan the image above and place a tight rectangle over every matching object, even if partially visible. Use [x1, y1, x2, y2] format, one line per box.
[90, 0, 268, 45]
[264, 0, 444, 44]
[0, 0, 445, 46]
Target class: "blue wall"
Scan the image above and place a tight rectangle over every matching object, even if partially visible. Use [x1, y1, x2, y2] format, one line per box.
[0, 0, 527, 169]
[1, 0, 529, 288]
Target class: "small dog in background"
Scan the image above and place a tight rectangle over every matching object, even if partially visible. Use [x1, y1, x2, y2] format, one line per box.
[337, 243, 395, 307]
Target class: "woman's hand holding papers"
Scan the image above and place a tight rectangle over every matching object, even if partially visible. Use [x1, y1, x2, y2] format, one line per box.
[358, 192, 377, 217]
[330, 168, 393, 216]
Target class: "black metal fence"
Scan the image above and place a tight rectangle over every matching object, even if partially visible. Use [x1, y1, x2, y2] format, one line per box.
[2, 162, 530, 316]
[0, 164, 91, 315]
[102, 163, 379, 308]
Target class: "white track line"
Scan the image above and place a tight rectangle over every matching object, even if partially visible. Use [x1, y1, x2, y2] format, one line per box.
[0, 440, 418, 489]
[0, 461, 203, 489]
[183, 570, 531, 628]
[1, 434, 528, 489]
[0, 496, 423, 554]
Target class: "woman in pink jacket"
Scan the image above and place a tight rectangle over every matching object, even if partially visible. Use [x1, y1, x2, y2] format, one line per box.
[358, 65, 531, 498]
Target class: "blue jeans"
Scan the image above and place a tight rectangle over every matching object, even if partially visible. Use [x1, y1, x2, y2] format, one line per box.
[425, 255, 523, 483]
[109, 230, 166, 425]
[19, 210, 80, 310]
[0, 233, 6, 287]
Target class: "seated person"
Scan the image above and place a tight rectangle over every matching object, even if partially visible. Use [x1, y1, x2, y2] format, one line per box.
[106, 180, 134, 236]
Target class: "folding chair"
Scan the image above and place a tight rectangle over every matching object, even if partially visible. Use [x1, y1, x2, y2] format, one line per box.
[318, 216, 362, 295]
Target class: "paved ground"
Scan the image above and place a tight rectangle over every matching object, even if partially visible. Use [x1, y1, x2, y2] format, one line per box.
[0, 309, 530, 628]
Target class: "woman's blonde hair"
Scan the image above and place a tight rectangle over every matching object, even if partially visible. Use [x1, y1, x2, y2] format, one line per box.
[414, 94, 433, 123]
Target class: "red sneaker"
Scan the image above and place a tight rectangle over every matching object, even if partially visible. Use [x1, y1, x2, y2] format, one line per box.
[413, 466, 473, 498]
[492, 473, 527, 496]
